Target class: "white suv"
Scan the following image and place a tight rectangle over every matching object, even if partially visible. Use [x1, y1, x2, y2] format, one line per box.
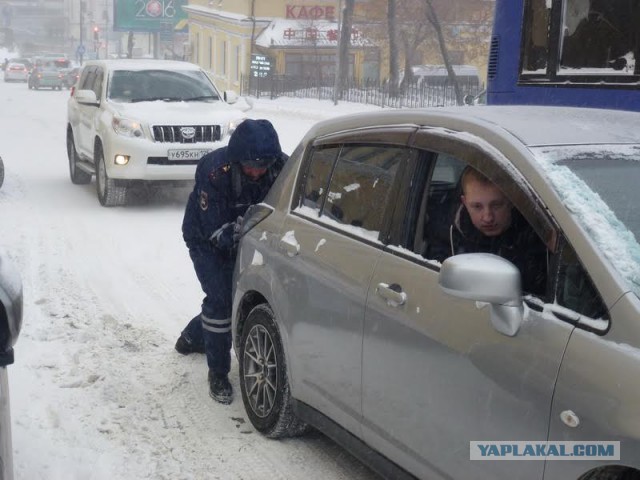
[66, 59, 245, 206]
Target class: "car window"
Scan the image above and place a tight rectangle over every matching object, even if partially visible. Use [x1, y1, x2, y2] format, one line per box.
[78, 66, 96, 90]
[301, 146, 340, 214]
[297, 144, 412, 240]
[107, 69, 221, 102]
[321, 145, 406, 233]
[398, 148, 550, 297]
[93, 68, 104, 99]
[556, 241, 608, 321]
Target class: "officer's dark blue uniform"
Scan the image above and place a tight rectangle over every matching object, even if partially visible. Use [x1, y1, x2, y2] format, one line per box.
[176, 119, 287, 404]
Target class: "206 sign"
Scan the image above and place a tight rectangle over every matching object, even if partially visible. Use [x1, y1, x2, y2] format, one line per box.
[135, 0, 177, 18]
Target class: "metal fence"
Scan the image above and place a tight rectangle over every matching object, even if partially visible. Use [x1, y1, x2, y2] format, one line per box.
[241, 74, 484, 108]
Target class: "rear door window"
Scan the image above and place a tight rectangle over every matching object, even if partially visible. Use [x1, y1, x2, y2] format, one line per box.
[297, 143, 414, 241]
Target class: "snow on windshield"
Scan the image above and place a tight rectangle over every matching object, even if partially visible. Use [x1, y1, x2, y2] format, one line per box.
[533, 145, 640, 295]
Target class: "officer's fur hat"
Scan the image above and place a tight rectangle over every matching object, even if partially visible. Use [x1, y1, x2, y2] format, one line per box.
[227, 119, 282, 169]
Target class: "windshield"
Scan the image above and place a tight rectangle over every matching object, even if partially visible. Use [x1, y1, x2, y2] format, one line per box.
[532, 144, 640, 296]
[107, 69, 221, 103]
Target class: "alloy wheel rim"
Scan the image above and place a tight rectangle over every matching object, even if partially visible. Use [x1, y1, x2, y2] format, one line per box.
[243, 324, 278, 418]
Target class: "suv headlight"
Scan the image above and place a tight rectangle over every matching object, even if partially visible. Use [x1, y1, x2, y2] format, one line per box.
[112, 116, 145, 138]
[227, 117, 244, 136]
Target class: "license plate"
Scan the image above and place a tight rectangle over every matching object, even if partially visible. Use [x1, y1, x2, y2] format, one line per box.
[168, 149, 212, 161]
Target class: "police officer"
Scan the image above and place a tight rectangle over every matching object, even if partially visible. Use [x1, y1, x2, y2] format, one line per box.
[175, 119, 287, 404]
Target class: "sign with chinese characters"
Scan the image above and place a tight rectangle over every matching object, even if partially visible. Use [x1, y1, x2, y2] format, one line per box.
[251, 54, 272, 77]
[113, 0, 188, 32]
[286, 5, 336, 20]
[281, 27, 361, 44]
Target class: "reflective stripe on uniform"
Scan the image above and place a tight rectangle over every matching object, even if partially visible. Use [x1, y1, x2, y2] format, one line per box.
[201, 314, 231, 333]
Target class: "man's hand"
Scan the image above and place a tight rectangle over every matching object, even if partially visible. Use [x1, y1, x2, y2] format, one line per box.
[209, 222, 235, 250]
[232, 216, 243, 246]
[209, 216, 243, 251]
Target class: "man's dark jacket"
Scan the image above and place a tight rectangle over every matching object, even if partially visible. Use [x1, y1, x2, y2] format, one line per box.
[431, 205, 547, 296]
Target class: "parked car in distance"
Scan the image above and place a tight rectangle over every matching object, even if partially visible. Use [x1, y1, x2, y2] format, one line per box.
[28, 60, 64, 90]
[232, 106, 640, 480]
[3, 62, 28, 82]
[66, 59, 245, 206]
[7, 58, 33, 74]
[0, 248, 24, 480]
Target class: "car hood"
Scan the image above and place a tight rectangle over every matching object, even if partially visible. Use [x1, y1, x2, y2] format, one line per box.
[110, 100, 243, 126]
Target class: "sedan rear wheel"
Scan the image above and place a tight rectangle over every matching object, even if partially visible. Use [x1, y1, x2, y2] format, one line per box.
[95, 145, 127, 207]
[239, 304, 307, 438]
[67, 131, 91, 185]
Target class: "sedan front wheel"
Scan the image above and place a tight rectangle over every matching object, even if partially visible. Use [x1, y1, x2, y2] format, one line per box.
[239, 304, 307, 438]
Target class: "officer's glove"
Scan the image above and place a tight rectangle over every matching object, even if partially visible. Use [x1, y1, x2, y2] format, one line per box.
[209, 222, 235, 250]
[232, 216, 243, 247]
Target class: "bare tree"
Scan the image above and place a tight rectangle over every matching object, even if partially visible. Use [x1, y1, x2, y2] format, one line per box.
[334, 0, 355, 103]
[424, 0, 463, 105]
[387, 0, 400, 97]
[249, 0, 256, 62]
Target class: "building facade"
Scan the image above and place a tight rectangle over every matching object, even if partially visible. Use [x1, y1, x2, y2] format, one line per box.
[184, 0, 494, 93]
[184, 0, 379, 92]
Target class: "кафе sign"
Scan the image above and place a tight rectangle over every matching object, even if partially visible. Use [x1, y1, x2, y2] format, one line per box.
[285, 4, 336, 20]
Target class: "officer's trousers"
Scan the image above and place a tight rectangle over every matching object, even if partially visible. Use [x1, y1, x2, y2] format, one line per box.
[182, 245, 234, 375]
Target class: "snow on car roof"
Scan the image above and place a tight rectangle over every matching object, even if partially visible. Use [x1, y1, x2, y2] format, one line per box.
[306, 105, 640, 148]
[83, 59, 203, 72]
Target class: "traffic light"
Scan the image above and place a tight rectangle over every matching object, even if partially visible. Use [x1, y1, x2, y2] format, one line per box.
[93, 26, 99, 41]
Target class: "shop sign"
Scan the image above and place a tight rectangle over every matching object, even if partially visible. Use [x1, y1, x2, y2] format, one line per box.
[251, 54, 272, 77]
[286, 5, 336, 20]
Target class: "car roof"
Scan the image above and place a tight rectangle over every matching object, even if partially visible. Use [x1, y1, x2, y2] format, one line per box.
[308, 106, 640, 147]
[82, 59, 203, 72]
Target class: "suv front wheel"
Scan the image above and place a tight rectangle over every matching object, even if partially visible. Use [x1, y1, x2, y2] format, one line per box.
[67, 130, 91, 185]
[95, 144, 127, 207]
[239, 304, 308, 439]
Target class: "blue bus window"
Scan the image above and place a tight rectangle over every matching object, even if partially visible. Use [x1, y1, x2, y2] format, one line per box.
[488, 0, 640, 111]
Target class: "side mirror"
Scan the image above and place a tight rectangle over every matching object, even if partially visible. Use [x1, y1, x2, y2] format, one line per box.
[439, 253, 524, 336]
[74, 89, 99, 106]
[224, 90, 238, 104]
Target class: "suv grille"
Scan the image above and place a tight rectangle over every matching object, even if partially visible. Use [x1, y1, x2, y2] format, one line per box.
[152, 125, 222, 143]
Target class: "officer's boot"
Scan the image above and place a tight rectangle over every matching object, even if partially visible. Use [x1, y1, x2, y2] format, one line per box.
[208, 370, 233, 404]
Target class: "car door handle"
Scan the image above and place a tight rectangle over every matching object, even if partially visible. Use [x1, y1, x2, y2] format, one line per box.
[376, 283, 407, 306]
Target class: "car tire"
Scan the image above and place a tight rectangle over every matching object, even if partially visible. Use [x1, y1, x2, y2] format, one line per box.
[95, 144, 127, 207]
[580, 467, 640, 480]
[67, 130, 91, 185]
[239, 304, 308, 439]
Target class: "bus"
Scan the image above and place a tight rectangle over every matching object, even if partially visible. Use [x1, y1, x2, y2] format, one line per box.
[487, 0, 640, 110]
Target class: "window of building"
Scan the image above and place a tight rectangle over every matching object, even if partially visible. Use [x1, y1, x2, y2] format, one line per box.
[285, 53, 353, 78]
[221, 40, 227, 75]
[234, 45, 241, 81]
[208, 37, 212, 70]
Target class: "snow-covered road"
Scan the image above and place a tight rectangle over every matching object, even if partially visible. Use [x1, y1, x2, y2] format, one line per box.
[0, 77, 381, 479]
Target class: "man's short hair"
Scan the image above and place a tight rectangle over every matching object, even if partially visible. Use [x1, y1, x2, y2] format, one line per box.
[460, 166, 493, 195]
